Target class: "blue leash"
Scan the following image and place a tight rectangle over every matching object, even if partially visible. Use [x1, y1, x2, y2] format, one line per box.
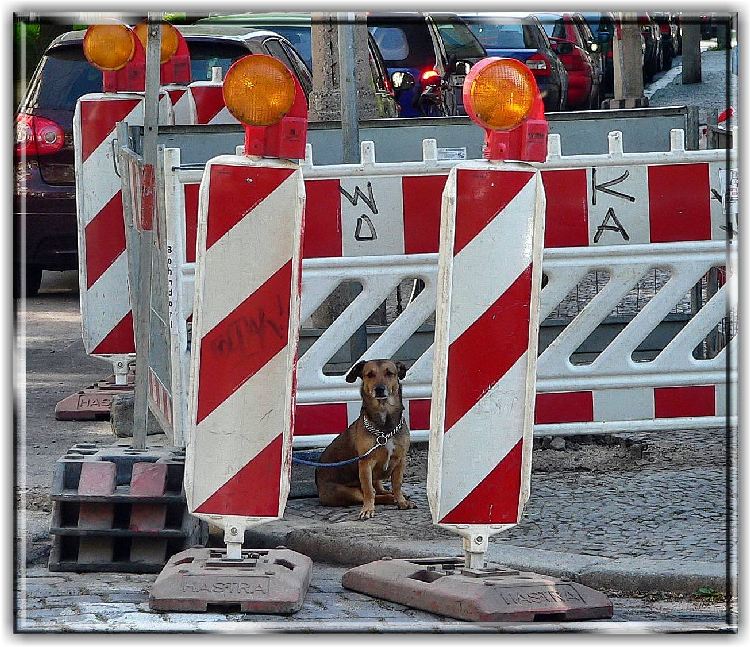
[291, 433, 390, 468]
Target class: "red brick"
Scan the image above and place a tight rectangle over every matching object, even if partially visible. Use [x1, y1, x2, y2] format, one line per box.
[77, 461, 116, 495]
[130, 503, 167, 531]
[78, 503, 114, 529]
[130, 462, 168, 496]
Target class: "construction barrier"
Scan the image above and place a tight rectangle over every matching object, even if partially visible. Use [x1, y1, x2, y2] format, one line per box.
[184, 154, 305, 553]
[143, 130, 736, 450]
[427, 160, 546, 567]
[73, 91, 174, 381]
[186, 68, 239, 125]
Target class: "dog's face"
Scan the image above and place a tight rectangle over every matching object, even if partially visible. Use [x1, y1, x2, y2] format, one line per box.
[346, 359, 407, 411]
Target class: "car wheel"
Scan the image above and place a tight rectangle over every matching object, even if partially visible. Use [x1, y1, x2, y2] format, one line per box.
[15, 266, 42, 298]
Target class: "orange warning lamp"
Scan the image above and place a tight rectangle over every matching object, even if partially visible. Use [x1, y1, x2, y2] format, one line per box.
[223, 54, 308, 159]
[84, 24, 145, 92]
[463, 58, 548, 162]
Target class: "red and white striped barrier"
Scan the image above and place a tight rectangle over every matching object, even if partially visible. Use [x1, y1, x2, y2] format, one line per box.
[187, 68, 239, 125]
[163, 84, 193, 125]
[73, 92, 173, 371]
[427, 162, 546, 566]
[184, 154, 304, 549]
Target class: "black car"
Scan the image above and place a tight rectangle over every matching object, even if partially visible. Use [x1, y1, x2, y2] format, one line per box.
[14, 26, 313, 297]
[368, 12, 487, 117]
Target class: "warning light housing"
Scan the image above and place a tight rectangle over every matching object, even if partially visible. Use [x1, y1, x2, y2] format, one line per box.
[83, 24, 136, 71]
[134, 22, 191, 85]
[84, 24, 145, 92]
[223, 54, 308, 159]
[463, 57, 548, 162]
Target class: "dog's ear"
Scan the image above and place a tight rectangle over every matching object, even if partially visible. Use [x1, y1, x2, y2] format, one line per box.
[345, 360, 367, 383]
[395, 361, 407, 380]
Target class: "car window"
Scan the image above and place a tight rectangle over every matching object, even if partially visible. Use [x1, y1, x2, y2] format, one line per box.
[434, 21, 485, 59]
[187, 40, 250, 81]
[574, 16, 596, 43]
[262, 26, 312, 69]
[537, 14, 567, 41]
[369, 26, 409, 61]
[468, 23, 529, 50]
[281, 40, 312, 95]
[368, 20, 434, 67]
[25, 45, 102, 112]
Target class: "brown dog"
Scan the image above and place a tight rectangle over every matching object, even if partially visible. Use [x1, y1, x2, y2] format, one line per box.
[315, 359, 416, 520]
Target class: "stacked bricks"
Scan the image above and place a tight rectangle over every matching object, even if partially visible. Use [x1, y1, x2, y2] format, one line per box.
[48, 443, 206, 573]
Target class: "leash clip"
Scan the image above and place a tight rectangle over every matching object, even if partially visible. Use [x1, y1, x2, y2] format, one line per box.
[375, 434, 388, 447]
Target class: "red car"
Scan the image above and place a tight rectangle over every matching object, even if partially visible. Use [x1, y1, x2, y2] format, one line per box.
[537, 12, 602, 110]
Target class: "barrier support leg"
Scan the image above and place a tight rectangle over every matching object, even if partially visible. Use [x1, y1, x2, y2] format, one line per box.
[462, 532, 488, 570]
[224, 523, 245, 561]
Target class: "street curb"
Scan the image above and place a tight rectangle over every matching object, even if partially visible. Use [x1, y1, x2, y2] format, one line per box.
[244, 526, 727, 595]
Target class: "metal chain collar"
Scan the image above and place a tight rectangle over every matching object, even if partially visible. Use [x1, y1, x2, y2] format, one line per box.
[363, 414, 405, 446]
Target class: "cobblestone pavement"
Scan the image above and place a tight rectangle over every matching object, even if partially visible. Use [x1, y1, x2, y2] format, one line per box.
[278, 428, 734, 565]
[15, 565, 732, 632]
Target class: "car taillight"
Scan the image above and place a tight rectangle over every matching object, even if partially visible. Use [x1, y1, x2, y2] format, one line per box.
[15, 114, 65, 157]
[421, 69, 441, 86]
[526, 53, 551, 76]
[659, 24, 670, 35]
[606, 48, 614, 59]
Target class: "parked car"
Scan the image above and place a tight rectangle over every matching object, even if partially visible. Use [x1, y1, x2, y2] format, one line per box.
[461, 13, 568, 112]
[14, 25, 314, 297]
[536, 12, 602, 110]
[580, 12, 616, 97]
[195, 12, 400, 118]
[638, 13, 663, 81]
[367, 12, 487, 117]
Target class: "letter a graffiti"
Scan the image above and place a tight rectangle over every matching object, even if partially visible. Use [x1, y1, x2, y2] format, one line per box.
[594, 207, 630, 243]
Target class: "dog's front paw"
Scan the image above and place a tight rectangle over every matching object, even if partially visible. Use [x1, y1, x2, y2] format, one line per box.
[358, 507, 375, 520]
[396, 497, 416, 510]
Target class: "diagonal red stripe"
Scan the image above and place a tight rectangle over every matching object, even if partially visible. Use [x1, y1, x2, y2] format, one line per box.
[167, 88, 186, 104]
[439, 438, 524, 524]
[81, 99, 140, 162]
[184, 182, 200, 263]
[454, 168, 534, 255]
[191, 86, 228, 125]
[197, 261, 292, 423]
[195, 433, 283, 516]
[84, 192, 126, 288]
[92, 311, 135, 355]
[206, 164, 295, 249]
[444, 265, 533, 432]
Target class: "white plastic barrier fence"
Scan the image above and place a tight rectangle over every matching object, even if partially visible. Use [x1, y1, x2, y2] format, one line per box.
[154, 131, 736, 449]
